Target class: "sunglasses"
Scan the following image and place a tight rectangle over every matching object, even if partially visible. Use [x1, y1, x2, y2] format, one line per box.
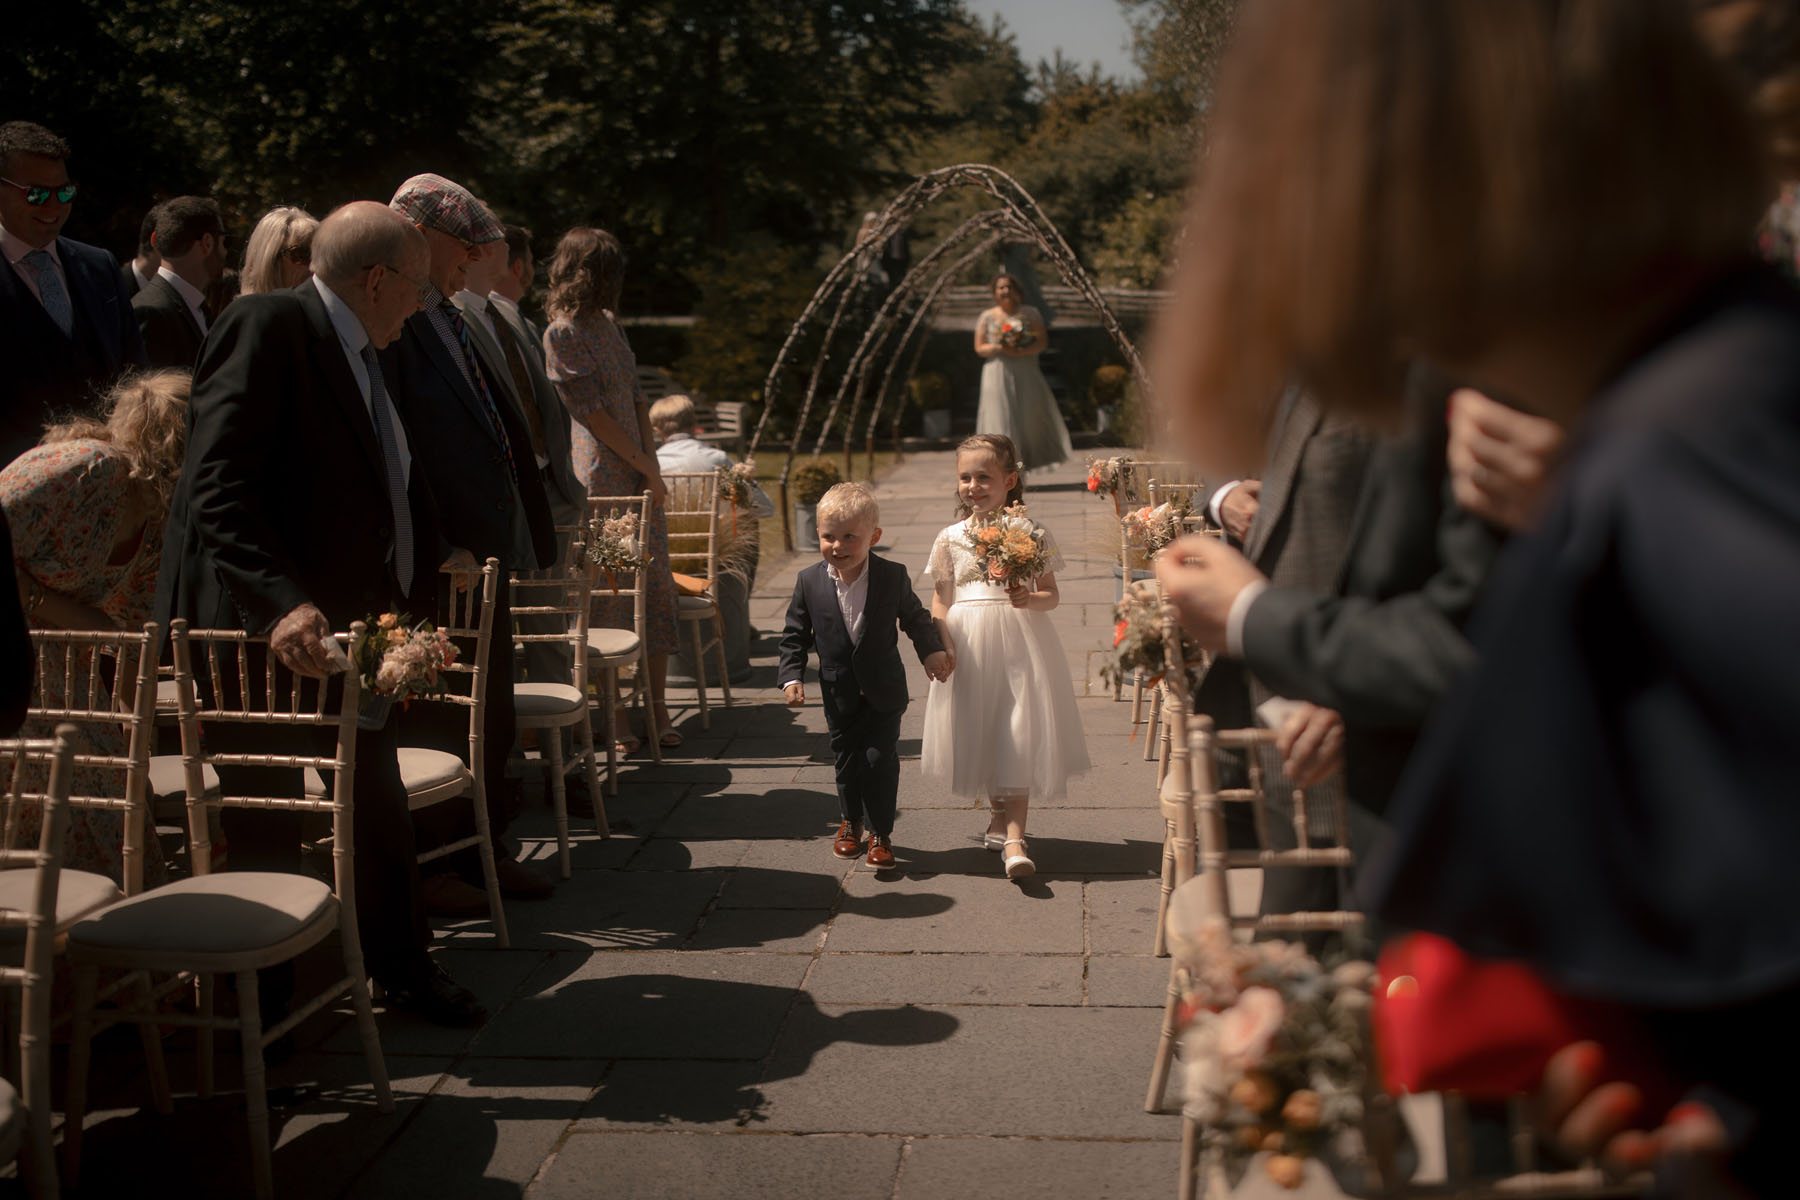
[0, 177, 78, 206]
[284, 244, 311, 265]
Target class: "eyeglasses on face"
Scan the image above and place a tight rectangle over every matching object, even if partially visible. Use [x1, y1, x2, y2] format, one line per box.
[368, 262, 431, 302]
[285, 243, 312, 265]
[0, 177, 78, 206]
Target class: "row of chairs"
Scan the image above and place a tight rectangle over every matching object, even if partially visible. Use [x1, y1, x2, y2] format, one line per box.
[1137, 612, 1641, 1198]
[0, 479, 743, 1198]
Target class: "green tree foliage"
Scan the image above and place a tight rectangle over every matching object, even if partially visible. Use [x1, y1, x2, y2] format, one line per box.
[675, 233, 824, 432]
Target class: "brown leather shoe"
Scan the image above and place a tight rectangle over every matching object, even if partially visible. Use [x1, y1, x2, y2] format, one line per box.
[421, 872, 490, 917]
[832, 821, 864, 859]
[867, 834, 896, 870]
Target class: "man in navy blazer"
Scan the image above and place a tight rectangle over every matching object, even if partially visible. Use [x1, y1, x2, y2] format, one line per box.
[780, 483, 949, 870]
[0, 121, 147, 465]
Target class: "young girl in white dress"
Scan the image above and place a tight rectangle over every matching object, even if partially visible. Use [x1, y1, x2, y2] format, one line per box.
[920, 434, 1090, 880]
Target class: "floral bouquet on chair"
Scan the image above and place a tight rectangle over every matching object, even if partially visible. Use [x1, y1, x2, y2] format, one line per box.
[958, 503, 1049, 589]
[587, 507, 645, 592]
[996, 315, 1036, 351]
[349, 613, 458, 729]
[1086, 454, 1133, 511]
[1173, 914, 1376, 1192]
[1101, 579, 1203, 694]
[715, 460, 757, 537]
[1125, 498, 1191, 557]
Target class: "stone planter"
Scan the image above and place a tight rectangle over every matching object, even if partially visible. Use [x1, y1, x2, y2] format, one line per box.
[793, 502, 819, 548]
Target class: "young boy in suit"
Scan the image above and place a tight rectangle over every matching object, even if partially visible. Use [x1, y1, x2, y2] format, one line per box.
[779, 482, 951, 869]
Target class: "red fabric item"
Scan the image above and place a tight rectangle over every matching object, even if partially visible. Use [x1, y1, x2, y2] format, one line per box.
[1373, 932, 1679, 1115]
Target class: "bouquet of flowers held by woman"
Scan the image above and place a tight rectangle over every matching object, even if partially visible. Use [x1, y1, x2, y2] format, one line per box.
[1172, 912, 1376, 1192]
[349, 613, 458, 728]
[958, 502, 1050, 589]
[1124, 498, 1192, 557]
[587, 506, 645, 592]
[996, 314, 1036, 351]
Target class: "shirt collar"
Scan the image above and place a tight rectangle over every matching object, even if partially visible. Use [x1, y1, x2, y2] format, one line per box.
[0, 225, 57, 268]
[825, 560, 869, 586]
[312, 275, 370, 356]
[424, 281, 449, 311]
[454, 288, 489, 315]
[156, 263, 208, 312]
[488, 292, 522, 319]
[661, 431, 696, 444]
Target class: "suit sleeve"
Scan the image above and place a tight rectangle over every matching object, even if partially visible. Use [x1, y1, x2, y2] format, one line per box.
[776, 573, 814, 687]
[181, 303, 312, 633]
[1239, 481, 1492, 728]
[133, 295, 192, 371]
[895, 564, 944, 662]
[103, 252, 148, 369]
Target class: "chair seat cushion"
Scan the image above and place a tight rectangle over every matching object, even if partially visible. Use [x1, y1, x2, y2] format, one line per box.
[147, 755, 221, 800]
[515, 682, 585, 718]
[0, 868, 122, 943]
[303, 748, 470, 798]
[677, 594, 718, 616]
[587, 627, 641, 658]
[67, 872, 334, 956]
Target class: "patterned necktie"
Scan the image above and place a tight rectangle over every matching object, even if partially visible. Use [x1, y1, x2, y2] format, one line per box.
[441, 302, 520, 490]
[23, 249, 73, 338]
[360, 346, 415, 596]
[495, 317, 548, 460]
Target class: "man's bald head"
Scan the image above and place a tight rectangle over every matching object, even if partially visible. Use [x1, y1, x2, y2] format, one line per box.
[312, 201, 427, 289]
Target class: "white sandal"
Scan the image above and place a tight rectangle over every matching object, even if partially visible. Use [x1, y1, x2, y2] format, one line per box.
[1002, 837, 1035, 881]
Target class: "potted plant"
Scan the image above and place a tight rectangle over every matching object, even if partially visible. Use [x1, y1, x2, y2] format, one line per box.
[789, 458, 842, 546]
[911, 371, 952, 440]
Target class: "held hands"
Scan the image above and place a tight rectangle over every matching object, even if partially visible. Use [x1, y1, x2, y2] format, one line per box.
[1276, 702, 1344, 787]
[1220, 480, 1262, 543]
[440, 546, 479, 590]
[1154, 534, 1267, 654]
[923, 649, 953, 683]
[271, 603, 341, 679]
[783, 681, 805, 707]
[1447, 387, 1565, 532]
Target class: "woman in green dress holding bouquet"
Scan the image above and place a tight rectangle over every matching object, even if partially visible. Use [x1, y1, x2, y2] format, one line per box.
[973, 272, 1071, 471]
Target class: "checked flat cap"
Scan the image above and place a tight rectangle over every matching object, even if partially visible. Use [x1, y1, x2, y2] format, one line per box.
[389, 173, 504, 244]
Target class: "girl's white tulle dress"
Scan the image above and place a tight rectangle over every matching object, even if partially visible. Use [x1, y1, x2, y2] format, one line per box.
[920, 519, 1091, 801]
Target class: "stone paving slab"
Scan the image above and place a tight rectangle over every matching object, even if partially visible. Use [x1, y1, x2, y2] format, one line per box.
[829, 869, 1083, 954]
[805, 952, 1082, 1007]
[894, 1135, 1183, 1198]
[532, 1131, 907, 1200]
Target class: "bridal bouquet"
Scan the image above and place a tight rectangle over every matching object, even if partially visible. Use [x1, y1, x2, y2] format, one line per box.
[1124, 498, 1191, 556]
[958, 503, 1049, 589]
[350, 613, 458, 704]
[1173, 913, 1375, 1191]
[587, 506, 644, 591]
[996, 315, 1036, 350]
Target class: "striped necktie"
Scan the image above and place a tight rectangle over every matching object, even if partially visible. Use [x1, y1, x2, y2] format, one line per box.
[441, 302, 519, 490]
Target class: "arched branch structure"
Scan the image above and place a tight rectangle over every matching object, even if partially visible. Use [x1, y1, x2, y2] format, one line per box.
[751, 163, 1150, 549]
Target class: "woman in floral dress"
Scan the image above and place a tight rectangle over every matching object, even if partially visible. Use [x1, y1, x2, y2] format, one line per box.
[0, 369, 190, 886]
[541, 228, 682, 751]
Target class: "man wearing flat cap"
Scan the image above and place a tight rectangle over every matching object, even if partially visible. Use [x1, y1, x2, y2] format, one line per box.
[381, 172, 559, 910]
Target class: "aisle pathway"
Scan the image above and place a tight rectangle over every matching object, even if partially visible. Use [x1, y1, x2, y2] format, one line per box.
[64, 451, 1187, 1199]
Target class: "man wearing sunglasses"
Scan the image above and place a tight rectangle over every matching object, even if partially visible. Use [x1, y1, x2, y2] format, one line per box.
[0, 120, 146, 465]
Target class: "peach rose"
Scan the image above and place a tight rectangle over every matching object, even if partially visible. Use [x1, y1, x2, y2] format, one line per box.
[1282, 1089, 1322, 1130]
[1265, 1154, 1306, 1189]
[1217, 986, 1284, 1069]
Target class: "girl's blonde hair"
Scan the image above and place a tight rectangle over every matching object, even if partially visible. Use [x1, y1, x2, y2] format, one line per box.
[42, 369, 191, 518]
[954, 434, 1024, 517]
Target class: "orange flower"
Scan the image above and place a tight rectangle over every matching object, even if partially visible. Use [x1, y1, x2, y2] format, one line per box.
[1113, 619, 1129, 646]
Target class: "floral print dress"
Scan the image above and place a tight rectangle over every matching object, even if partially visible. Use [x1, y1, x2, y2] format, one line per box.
[543, 311, 680, 655]
[0, 439, 168, 888]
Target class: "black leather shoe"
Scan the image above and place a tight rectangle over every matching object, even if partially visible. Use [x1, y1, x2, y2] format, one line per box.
[379, 962, 487, 1028]
[562, 775, 595, 820]
[494, 856, 554, 900]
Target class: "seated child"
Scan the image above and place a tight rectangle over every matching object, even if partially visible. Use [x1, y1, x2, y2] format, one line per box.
[649, 394, 774, 518]
[778, 482, 951, 869]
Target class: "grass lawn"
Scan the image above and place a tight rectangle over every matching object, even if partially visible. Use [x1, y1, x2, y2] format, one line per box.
[745, 450, 905, 567]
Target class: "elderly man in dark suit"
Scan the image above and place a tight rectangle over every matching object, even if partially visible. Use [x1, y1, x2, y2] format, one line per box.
[0, 120, 147, 465]
[155, 200, 486, 1027]
[133, 194, 226, 370]
[383, 174, 558, 908]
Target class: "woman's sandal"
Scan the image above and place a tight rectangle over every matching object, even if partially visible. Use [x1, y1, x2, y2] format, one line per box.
[1002, 837, 1035, 881]
[982, 832, 1005, 852]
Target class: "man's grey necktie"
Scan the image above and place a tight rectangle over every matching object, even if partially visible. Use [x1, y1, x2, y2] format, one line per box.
[23, 250, 73, 337]
[360, 346, 415, 596]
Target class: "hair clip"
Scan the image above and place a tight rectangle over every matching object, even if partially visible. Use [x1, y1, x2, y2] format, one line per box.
[1016, 461, 1025, 471]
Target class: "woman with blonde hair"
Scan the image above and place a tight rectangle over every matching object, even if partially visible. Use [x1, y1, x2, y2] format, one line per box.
[1154, 0, 1799, 1186]
[239, 205, 318, 295]
[1, 368, 190, 885]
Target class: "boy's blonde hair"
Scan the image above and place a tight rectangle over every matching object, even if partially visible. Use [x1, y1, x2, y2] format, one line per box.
[815, 481, 880, 529]
[649, 393, 698, 437]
